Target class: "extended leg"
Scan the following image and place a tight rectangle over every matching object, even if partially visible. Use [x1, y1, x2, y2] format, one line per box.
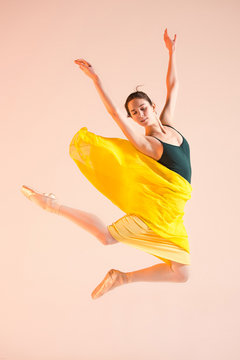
[58, 205, 118, 245]
[91, 262, 189, 299]
[21, 185, 118, 245]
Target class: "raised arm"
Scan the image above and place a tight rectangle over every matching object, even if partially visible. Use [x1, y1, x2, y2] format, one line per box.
[92, 77, 118, 116]
[159, 29, 179, 126]
[74, 59, 118, 115]
[74, 59, 151, 154]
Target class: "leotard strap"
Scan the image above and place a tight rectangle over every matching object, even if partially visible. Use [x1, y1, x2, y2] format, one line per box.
[163, 124, 184, 138]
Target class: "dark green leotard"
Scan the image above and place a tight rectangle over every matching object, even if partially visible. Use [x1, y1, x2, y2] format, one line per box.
[152, 125, 192, 184]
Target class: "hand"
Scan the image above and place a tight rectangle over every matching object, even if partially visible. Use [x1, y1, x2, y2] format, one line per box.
[74, 58, 99, 81]
[163, 28, 177, 52]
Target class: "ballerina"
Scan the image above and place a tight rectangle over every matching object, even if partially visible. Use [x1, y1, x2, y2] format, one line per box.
[21, 28, 193, 300]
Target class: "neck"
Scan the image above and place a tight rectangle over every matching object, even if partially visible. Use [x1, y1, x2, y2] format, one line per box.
[145, 114, 167, 136]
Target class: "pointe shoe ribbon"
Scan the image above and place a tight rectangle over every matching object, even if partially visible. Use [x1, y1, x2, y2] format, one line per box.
[21, 185, 60, 214]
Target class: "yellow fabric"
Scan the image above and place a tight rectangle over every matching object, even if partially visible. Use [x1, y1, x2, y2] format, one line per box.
[107, 214, 190, 265]
[69, 127, 193, 253]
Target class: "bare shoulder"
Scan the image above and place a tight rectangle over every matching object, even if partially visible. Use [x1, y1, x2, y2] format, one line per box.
[160, 119, 175, 127]
[159, 112, 176, 127]
[110, 109, 165, 160]
[110, 110, 162, 160]
[138, 134, 164, 160]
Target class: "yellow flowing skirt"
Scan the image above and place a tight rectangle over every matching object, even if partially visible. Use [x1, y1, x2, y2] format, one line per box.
[69, 127, 193, 265]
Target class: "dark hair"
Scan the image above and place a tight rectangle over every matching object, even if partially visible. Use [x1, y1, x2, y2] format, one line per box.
[124, 85, 153, 117]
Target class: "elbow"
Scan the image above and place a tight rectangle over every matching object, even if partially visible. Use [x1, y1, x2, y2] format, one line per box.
[167, 80, 179, 88]
[167, 81, 179, 94]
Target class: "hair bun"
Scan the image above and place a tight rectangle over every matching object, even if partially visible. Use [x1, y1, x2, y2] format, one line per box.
[136, 84, 144, 92]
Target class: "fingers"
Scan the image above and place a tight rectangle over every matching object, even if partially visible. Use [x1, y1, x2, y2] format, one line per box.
[74, 58, 92, 67]
[164, 28, 177, 42]
[74, 58, 88, 65]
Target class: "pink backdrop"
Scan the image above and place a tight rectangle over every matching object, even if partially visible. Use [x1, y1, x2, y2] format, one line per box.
[1, 0, 239, 359]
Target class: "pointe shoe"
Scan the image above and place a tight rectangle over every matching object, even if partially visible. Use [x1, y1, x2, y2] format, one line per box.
[21, 185, 61, 214]
[91, 269, 126, 300]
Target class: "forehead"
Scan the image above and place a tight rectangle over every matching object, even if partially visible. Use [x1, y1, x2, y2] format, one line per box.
[128, 98, 148, 111]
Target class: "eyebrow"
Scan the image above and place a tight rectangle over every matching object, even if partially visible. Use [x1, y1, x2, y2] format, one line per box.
[130, 103, 145, 112]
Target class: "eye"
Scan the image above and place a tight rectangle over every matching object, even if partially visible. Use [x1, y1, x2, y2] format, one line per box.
[132, 107, 145, 115]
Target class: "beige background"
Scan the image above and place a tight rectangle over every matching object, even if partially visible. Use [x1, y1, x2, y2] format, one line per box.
[1, 0, 239, 359]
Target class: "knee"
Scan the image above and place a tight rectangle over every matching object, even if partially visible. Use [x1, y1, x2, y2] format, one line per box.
[100, 229, 119, 245]
[178, 269, 190, 282]
[178, 271, 190, 283]
[173, 269, 190, 282]
[171, 262, 190, 282]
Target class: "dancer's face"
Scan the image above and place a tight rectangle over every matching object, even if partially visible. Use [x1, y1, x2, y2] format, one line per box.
[127, 98, 157, 127]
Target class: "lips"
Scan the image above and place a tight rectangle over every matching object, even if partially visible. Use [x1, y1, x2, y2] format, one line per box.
[140, 118, 147, 122]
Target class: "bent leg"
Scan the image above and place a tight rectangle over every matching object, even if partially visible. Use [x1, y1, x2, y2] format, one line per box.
[91, 261, 190, 299]
[126, 261, 190, 283]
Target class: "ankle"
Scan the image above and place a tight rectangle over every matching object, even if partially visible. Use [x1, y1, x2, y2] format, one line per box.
[124, 272, 133, 284]
[56, 204, 63, 215]
[54, 203, 62, 215]
[46, 199, 61, 215]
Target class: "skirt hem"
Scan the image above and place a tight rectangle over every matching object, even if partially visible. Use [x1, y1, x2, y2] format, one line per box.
[107, 214, 191, 266]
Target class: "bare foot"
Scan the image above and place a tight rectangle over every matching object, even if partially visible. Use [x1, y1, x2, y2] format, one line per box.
[21, 185, 60, 214]
[91, 269, 127, 299]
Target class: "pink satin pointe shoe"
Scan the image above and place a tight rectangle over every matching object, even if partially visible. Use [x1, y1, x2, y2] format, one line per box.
[21, 185, 61, 214]
[91, 269, 127, 300]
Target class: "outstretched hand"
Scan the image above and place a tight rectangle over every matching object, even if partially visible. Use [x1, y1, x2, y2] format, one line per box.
[74, 59, 98, 81]
[164, 28, 177, 52]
